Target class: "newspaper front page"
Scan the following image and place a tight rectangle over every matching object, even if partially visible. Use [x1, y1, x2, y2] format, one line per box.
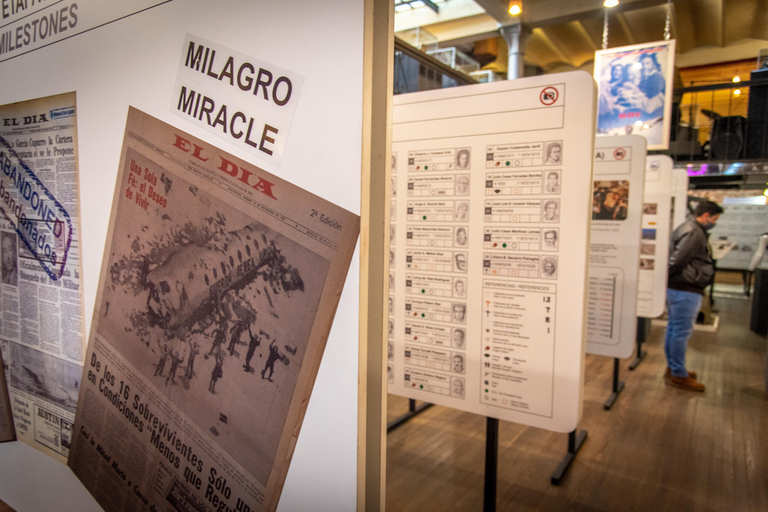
[0, 92, 85, 460]
[68, 108, 359, 512]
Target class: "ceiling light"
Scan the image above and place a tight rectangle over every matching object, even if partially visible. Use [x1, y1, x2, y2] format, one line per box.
[508, 1, 522, 15]
[734, 89, 741, 96]
[604, 0, 619, 7]
[732, 76, 741, 83]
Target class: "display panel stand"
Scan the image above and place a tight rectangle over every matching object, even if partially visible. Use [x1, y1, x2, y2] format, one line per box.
[387, 400, 433, 432]
[484, 417, 499, 512]
[603, 358, 626, 410]
[629, 317, 651, 370]
[550, 429, 588, 485]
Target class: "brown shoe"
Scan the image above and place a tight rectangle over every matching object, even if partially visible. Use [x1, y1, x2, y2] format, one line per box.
[665, 367, 697, 379]
[668, 375, 705, 392]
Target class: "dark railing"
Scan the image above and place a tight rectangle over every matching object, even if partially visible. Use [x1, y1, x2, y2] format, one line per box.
[663, 69, 768, 167]
[393, 37, 476, 95]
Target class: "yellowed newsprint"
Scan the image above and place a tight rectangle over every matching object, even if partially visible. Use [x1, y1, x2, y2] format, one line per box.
[68, 108, 359, 512]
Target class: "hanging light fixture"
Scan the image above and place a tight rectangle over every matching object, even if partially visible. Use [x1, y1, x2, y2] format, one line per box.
[508, 1, 522, 15]
[604, 0, 619, 8]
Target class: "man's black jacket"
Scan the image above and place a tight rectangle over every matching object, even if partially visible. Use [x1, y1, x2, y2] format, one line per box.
[668, 219, 714, 295]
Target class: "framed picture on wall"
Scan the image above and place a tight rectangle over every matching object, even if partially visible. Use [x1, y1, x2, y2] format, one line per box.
[594, 39, 676, 150]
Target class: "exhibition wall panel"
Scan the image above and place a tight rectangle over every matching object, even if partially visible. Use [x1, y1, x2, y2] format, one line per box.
[0, 1, 372, 511]
[389, 73, 596, 433]
[586, 135, 646, 359]
[636, 155, 673, 318]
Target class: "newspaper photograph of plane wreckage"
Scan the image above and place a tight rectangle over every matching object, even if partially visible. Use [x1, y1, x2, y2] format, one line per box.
[68, 107, 359, 512]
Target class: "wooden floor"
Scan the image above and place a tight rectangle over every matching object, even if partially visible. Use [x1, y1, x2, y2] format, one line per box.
[386, 296, 768, 512]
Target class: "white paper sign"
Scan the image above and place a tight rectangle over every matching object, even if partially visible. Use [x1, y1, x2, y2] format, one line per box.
[390, 72, 595, 433]
[636, 155, 672, 318]
[172, 34, 304, 166]
[587, 136, 646, 358]
[0, 0, 170, 63]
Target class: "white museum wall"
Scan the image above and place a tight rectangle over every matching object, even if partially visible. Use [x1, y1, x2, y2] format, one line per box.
[0, 1, 364, 510]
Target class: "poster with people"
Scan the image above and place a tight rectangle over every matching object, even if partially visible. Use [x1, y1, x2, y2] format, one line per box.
[594, 40, 676, 150]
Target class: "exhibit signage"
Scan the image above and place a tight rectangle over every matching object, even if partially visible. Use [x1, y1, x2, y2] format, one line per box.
[0, 0, 173, 63]
[636, 155, 672, 318]
[594, 40, 676, 151]
[709, 204, 768, 269]
[172, 34, 304, 166]
[587, 135, 646, 358]
[671, 168, 690, 230]
[68, 108, 359, 512]
[389, 72, 595, 432]
[0, 92, 85, 462]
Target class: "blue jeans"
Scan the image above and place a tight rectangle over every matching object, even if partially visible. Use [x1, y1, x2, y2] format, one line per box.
[664, 289, 702, 378]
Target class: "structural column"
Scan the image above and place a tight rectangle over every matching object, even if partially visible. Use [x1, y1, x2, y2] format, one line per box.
[500, 24, 531, 80]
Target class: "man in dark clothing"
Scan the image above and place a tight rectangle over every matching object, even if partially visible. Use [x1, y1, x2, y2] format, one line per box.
[262, 341, 281, 382]
[244, 325, 261, 372]
[664, 200, 723, 391]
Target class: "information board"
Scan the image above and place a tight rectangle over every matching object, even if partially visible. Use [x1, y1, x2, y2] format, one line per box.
[389, 73, 595, 432]
[671, 168, 690, 230]
[709, 204, 768, 269]
[636, 155, 672, 318]
[586, 136, 646, 358]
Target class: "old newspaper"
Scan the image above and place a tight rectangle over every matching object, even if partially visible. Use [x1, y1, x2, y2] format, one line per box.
[68, 108, 359, 512]
[0, 344, 15, 442]
[0, 92, 85, 460]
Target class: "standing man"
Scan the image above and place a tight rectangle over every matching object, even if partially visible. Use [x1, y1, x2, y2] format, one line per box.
[665, 200, 723, 391]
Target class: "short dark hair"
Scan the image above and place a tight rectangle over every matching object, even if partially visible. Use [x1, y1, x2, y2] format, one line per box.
[693, 200, 723, 217]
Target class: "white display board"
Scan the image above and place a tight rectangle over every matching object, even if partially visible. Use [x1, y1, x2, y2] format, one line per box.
[389, 73, 596, 433]
[586, 136, 646, 358]
[636, 155, 672, 318]
[671, 167, 690, 230]
[709, 204, 768, 269]
[0, 2, 366, 511]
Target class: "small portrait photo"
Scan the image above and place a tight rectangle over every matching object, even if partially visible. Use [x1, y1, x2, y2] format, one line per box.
[544, 171, 561, 194]
[391, 152, 397, 172]
[388, 319, 394, 339]
[542, 229, 559, 252]
[391, 177, 397, 198]
[388, 340, 394, 360]
[454, 226, 468, 247]
[451, 377, 465, 398]
[455, 148, 471, 170]
[388, 296, 394, 314]
[541, 256, 558, 279]
[452, 302, 467, 324]
[1, 231, 18, 287]
[642, 228, 657, 240]
[640, 258, 655, 270]
[389, 272, 395, 292]
[390, 224, 396, 246]
[454, 201, 469, 222]
[452, 352, 465, 374]
[640, 243, 656, 256]
[454, 174, 470, 196]
[593, 180, 629, 221]
[452, 328, 466, 349]
[542, 200, 560, 222]
[389, 248, 395, 266]
[453, 278, 467, 298]
[544, 141, 562, 165]
[387, 364, 394, 384]
[454, 252, 468, 273]
[391, 200, 396, 221]
[643, 203, 658, 215]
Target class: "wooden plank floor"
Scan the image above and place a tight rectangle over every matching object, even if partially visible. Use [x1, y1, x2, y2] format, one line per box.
[386, 297, 768, 511]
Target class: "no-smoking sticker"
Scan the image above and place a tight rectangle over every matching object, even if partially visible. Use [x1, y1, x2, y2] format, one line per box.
[540, 87, 558, 105]
[613, 148, 626, 160]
